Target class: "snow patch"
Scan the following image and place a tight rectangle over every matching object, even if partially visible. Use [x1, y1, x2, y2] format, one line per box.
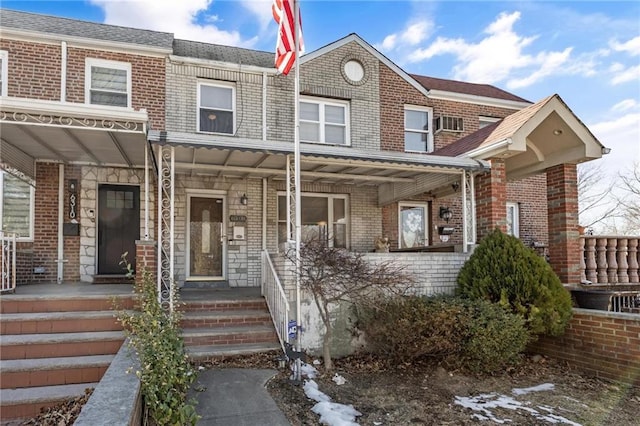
[304, 379, 362, 426]
[512, 383, 555, 395]
[332, 373, 347, 385]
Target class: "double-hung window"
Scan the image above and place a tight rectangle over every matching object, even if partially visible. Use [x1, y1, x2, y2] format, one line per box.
[0, 172, 34, 241]
[300, 97, 349, 145]
[277, 193, 348, 249]
[0, 50, 8, 97]
[404, 106, 433, 152]
[198, 82, 235, 134]
[85, 59, 131, 107]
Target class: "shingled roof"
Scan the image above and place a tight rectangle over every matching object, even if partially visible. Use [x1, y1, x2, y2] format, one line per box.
[411, 74, 530, 103]
[173, 39, 274, 68]
[0, 9, 174, 49]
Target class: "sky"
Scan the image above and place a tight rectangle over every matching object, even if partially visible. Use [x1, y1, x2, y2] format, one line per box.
[2, 0, 639, 224]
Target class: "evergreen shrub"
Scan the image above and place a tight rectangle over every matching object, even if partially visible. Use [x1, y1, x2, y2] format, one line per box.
[457, 228, 573, 336]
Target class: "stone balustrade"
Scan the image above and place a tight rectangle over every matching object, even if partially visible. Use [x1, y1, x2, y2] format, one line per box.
[580, 236, 640, 285]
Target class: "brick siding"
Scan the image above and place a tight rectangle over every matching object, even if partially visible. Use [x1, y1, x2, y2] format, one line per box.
[32, 163, 60, 282]
[529, 309, 640, 385]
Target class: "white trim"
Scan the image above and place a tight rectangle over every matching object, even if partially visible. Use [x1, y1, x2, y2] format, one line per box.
[479, 115, 500, 129]
[276, 191, 350, 249]
[506, 201, 520, 238]
[57, 164, 64, 283]
[428, 89, 530, 110]
[197, 80, 236, 135]
[85, 58, 132, 108]
[169, 55, 278, 76]
[0, 50, 8, 97]
[299, 96, 350, 146]
[0, 170, 35, 242]
[0, 28, 171, 57]
[461, 138, 513, 159]
[404, 105, 434, 153]
[0, 96, 148, 121]
[185, 190, 227, 281]
[60, 42, 67, 102]
[398, 202, 429, 249]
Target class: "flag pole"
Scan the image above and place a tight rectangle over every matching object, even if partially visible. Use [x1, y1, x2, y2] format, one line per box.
[293, 0, 303, 383]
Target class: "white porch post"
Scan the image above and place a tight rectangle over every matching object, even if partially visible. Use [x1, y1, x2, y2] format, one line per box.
[144, 141, 149, 240]
[463, 170, 477, 252]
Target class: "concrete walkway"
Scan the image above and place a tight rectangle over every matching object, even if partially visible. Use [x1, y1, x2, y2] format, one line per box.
[190, 369, 291, 426]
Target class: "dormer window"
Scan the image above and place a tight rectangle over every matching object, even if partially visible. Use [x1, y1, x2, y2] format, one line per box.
[85, 59, 131, 107]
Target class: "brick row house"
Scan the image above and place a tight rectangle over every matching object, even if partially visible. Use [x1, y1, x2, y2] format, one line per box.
[0, 10, 605, 350]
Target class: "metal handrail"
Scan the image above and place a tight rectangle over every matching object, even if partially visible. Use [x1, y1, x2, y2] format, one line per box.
[1, 231, 17, 293]
[261, 250, 289, 353]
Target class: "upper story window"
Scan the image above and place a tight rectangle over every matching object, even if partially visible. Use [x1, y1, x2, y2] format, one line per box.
[0, 50, 8, 97]
[479, 116, 500, 129]
[0, 171, 34, 241]
[300, 97, 350, 145]
[85, 58, 131, 107]
[198, 82, 235, 134]
[404, 106, 433, 153]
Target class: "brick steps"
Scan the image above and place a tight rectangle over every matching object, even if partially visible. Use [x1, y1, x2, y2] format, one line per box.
[0, 382, 98, 421]
[182, 325, 277, 346]
[180, 310, 273, 329]
[1, 296, 134, 314]
[186, 342, 281, 362]
[0, 331, 125, 360]
[1, 311, 122, 334]
[0, 355, 114, 389]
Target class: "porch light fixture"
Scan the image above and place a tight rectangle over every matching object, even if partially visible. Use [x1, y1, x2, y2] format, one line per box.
[553, 129, 563, 136]
[240, 194, 248, 205]
[451, 182, 460, 192]
[439, 206, 453, 223]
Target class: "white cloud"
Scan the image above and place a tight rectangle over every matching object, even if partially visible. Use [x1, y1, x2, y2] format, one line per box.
[611, 64, 640, 85]
[589, 110, 640, 176]
[610, 35, 640, 56]
[378, 34, 398, 52]
[612, 99, 638, 113]
[240, 0, 274, 32]
[374, 19, 434, 52]
[90, 0, 256, 47]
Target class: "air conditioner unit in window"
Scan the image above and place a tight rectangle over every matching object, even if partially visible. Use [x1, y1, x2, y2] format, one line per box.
[433, 115, 464, 134]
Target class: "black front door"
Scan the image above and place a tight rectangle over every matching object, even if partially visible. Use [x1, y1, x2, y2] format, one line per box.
[98, 184, 140, 274]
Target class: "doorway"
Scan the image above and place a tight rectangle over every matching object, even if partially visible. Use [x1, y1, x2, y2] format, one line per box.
[187, 195, 226, 280]
[97, 184, 140, 274]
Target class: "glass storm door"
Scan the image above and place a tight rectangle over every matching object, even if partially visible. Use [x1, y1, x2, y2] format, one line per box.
[188, 196, 225, 279]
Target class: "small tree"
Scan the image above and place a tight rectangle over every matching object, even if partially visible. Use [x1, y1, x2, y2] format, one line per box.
[457, 229, 572, 337]
[287, 239, 415, 371]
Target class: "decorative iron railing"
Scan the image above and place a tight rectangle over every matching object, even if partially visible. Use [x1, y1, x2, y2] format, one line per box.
[1, 231, 16, 293]
[261, 250, 290, 353]
[580, 236, 640, 285]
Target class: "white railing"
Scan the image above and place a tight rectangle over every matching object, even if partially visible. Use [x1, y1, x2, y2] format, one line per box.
[580, 236, 640, 285]
[1, 231, 17, 293]
[261, 250, 290, 353]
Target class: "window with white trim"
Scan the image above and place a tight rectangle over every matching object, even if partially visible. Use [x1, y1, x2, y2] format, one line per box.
[277, 193, 348, 249]
[300, 97, 349, 145]
[479, 116, 500, 129]
[198, 82, 235, 134]
[404, 106, 433, 152]
[0, 171, 34, 240]
[85, 58, 131, 107]
[0, 50, 8, 97]
[506, 202, 520, 237]
[398, 203, 429, 248]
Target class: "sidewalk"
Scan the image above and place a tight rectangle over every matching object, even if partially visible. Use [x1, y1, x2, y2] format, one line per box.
[189, 369, 291, 426]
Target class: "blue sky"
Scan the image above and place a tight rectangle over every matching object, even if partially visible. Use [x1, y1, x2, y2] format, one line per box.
[3, 1, 639, 208]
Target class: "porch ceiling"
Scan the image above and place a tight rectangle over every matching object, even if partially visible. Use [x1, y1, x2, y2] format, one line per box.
[0, 97, 149, 180]
[148, 130, 489, 206]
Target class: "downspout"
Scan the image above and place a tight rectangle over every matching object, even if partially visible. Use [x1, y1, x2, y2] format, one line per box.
[57, 164, 64, 283]
[262, 72, 268, 141]
[60, 41, 67, 102]
[262, 178, 267, 250]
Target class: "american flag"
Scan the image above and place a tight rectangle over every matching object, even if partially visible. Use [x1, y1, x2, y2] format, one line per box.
[272, 0, 304, 75]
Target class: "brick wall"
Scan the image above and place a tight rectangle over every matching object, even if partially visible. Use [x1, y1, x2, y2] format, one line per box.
[32, 163, 59, 282]
[475, 158, 507, 240]
[506, 174, 549, 247]
[135, 240, 157, 285]
[529, 309, 640, 385]
[63, 165, 82, 282]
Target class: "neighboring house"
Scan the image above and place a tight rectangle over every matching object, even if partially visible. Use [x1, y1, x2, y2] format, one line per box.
[0, 10, 605, 349]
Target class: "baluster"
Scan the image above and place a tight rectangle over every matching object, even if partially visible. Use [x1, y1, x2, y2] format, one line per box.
[585, 237, 597, 283]
[607, 238, 618, 285]
[628, 238, 639, 283]
[579, 237, 586, 283]
[596, 238, 608, 284]
[617, 238, 629, 284]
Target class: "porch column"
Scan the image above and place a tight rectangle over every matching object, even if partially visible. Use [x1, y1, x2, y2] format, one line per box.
[546, 163, 580, 285]
[474, 158, 507, 240]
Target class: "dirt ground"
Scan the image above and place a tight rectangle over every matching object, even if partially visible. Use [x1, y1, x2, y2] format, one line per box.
[22, 351, 638, 425]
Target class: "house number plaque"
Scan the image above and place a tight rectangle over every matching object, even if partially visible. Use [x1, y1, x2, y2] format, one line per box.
[68, 179, 78, 219]
[229, 215, 247, 222]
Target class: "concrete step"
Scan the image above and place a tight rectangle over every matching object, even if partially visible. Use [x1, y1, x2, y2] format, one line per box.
[0, 331, 125, 360]
[186, 342, 281, 362]
[180, 298, 269, 312]
[181, 325, 278, 347]
[0, 311, 123, 335]
[0, 382, 97, 422]
[0, 295, 134, 314]
[180, 310, 273, 329]
[0, 355, 114, 389]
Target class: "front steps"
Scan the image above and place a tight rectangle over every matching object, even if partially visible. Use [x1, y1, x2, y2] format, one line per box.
[0, 292, 134, 423]
[180, 288, 281, 362]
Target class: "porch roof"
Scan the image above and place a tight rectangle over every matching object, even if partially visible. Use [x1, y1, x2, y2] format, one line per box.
[0, 97, 149, 181]
[147, 130, 489, 205]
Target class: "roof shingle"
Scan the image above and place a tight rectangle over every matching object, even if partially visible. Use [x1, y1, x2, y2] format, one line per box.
[411, 74, 530, 103]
